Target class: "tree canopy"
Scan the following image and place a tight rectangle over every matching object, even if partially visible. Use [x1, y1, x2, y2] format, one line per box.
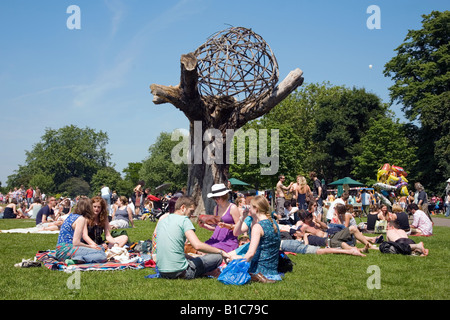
[7, 125, 111, 195]
[384, 10, 450, 191]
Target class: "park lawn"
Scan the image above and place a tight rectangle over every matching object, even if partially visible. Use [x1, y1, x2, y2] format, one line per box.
[0, 217, 448, 301]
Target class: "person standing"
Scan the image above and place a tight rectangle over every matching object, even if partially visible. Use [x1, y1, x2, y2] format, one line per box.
[295, 176, 310, 210]
[414, 182, 432, 220]
[276, 175, 293, 219]
[361, 189, 372, 216]
[34, 187, 41, 201]
[25, 186, 34, 208]
[309, 172, 323, 218]
[101, 185, 111, 214]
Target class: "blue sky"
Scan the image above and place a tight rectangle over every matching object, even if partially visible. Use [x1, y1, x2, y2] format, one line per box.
[0, 0, 448, 186]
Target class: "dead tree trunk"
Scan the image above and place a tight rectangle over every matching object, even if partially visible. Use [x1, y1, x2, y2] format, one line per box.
[150, 53, 303, 215]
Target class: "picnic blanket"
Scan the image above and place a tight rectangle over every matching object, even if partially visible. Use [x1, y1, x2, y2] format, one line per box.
[36, 250, 151, 272]
[1, 227, 59, 234]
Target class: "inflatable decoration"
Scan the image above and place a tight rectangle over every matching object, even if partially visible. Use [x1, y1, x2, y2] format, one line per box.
[400, 186, 408, 196]
[374, 163, 410, 203]
[391, 165, 408, 177]
[376, 192, 392, 207]
[373, 183, 397, 191]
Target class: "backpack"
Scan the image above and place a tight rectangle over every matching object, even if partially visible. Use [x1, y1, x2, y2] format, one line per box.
[277, 250, 294, 273]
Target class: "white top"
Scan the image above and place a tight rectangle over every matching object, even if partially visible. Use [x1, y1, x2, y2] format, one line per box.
[101, 186, 111, 196]
[326, 198, 345, 221]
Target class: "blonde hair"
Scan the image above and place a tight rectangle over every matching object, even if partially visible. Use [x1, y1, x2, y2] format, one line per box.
[392, 204, 403, 213]
[298, 176, 307, 186]
[251, 195, 278, 233]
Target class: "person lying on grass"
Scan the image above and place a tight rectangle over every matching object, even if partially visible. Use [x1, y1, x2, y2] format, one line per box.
[297, 208, 380, 248]
[384, 219, 429, 256]
[231, 199, 367, 258]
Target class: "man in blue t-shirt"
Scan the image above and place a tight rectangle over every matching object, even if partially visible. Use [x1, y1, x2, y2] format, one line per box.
[36, 197, 56, 225]
[361, 189, 371, 216]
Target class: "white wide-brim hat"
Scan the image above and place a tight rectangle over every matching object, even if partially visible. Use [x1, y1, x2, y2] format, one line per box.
[207, 183, 231, 198]
[447, 178, 450, 183]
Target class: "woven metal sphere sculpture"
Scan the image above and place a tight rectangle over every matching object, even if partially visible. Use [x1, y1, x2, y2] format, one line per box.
[195, 27, 279, 106]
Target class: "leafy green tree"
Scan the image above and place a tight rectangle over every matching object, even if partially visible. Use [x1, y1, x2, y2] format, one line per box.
[28, 173, 54, 195]
[352, 114, 418, 186]
[384, 10, 450, 192]
[7, 125, 111, 192]
[139, 131, 188, 192]
[122, 162, 143, 187]
[59, 177, 91, 198]
[90, 167, 123, 196]
[309, 86, 388, 183]
[230, 83, 389, 188]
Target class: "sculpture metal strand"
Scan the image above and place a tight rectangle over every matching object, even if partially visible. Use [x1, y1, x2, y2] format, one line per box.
[195, 27, 279, 107]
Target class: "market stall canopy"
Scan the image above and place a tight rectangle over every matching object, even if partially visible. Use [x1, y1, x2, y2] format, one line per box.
[228, 178, 251, 186]
[329, 177, 364, 186]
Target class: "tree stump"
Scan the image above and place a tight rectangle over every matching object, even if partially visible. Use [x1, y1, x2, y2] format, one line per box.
[150, 27, 304, 215]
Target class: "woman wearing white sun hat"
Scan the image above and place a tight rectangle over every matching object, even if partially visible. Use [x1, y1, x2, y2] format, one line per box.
[198, 183, 240, 252]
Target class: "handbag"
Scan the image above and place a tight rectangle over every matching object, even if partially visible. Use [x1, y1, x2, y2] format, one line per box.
[374, 219, 387, 233]
[217, 259, 251, 285]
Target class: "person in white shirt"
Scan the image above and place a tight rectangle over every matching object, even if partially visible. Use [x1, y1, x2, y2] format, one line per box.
[101, 185, 111, 214]
[407, 203, 433, 236]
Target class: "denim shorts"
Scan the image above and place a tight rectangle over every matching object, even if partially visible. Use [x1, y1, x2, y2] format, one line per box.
[280, 240, 319, 254]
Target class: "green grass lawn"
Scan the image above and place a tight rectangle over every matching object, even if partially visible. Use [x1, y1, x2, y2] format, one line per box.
[0, 217, 449, 301]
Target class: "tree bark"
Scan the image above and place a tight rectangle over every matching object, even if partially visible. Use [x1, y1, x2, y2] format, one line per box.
[150, 52, 304, 215]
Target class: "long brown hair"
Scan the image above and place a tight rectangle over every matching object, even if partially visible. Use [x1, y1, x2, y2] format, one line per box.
[74, 197, 94, 221]
[90, 196, 108, 227]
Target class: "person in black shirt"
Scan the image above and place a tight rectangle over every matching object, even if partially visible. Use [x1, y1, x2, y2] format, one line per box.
[35, 197, 56, 225]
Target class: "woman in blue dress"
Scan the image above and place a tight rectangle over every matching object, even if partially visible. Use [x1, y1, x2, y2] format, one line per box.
[242, 195, 281, 282]
[56, 197, 107, 264]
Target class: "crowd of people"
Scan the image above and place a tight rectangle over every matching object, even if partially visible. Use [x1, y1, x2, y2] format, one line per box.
[1, 174, 446, 283]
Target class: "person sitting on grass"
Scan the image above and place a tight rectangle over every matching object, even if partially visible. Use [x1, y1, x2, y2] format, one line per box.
[55, 197, 107, 264]
[407, 203, 433, 236]
[110, 196, 135, 229]
[80, 196, 129, 249]
[388, 204, 411, 232]
[236, 195, 281, 282]
[155, 196, 230, 279]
